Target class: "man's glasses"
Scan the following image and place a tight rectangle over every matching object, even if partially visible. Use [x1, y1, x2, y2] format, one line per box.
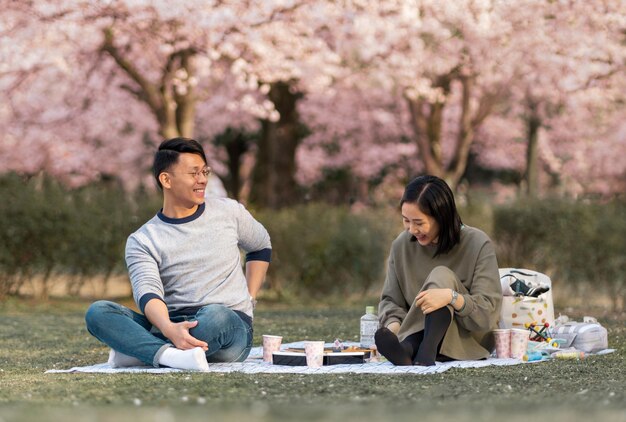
[187, 167, 212, 180]
[169, 166, 212, 180]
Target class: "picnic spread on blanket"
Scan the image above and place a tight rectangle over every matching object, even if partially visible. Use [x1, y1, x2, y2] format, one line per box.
[45, 340, 614, 375]
[497, 268, 609, 358]
[46, 268, 614, 375]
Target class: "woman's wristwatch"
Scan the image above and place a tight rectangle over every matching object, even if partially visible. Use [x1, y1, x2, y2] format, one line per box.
[450, 290, 459, 307]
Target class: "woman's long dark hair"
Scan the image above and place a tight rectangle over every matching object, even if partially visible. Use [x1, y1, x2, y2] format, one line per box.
[400, 175, 462, 256]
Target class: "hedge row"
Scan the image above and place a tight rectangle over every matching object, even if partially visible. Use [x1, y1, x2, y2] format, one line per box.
[1, 173, 624, 307]
[255, 205, 399, 299]
[0, 174, 160, 297]
[0, 173, 401, 300]
[494, 198, 626, 309]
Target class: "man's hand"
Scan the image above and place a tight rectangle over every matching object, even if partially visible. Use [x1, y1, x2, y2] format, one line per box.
[415, 288, 452, 314]
[144, 298, 208, 351]
[162, 320, 209, 351]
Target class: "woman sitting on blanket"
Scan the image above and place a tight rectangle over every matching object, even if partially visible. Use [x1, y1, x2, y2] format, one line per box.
[375, 175, 502, 366]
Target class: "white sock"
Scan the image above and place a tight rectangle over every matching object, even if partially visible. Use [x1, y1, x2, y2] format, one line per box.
[108, 349, 145, 368]
[158, 347, 209, 371]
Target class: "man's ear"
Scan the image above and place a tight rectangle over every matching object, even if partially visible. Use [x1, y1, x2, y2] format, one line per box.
[159, 172, 171, 190]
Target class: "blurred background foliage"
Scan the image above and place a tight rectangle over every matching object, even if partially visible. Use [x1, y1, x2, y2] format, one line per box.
[1, 173, 624, 309]
[494, 199, 626, 310]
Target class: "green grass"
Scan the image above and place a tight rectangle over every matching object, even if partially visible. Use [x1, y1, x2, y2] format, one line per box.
[0, 298, 625, 422]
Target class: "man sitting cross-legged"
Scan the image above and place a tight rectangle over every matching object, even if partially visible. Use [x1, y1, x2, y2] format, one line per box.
[85, 137, 271, 371]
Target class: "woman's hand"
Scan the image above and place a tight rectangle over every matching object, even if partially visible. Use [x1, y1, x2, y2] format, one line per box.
[415, 288, 452, 314]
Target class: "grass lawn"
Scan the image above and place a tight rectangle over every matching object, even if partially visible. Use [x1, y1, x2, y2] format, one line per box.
[0, 297, 624, 422]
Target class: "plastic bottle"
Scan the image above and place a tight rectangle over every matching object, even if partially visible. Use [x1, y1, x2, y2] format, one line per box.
[523, 351, 544, 362]
[552, 351, 585, 360]
[360, 306, 379, 348]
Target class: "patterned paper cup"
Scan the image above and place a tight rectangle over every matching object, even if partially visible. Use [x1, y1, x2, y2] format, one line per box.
[510, 329, 530, 359]
[262, 335, 283, 363]
[493, 329, 511, 359]
[304, 341, 325, 368]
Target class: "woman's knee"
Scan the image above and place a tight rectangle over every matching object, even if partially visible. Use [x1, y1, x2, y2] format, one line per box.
[424, 266, 459, 289]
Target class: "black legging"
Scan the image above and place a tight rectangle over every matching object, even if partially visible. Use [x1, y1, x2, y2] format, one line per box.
[375, 306, 453, 366]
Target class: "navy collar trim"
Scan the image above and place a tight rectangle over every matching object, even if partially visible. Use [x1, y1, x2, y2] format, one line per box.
[157, 202, 205, 224]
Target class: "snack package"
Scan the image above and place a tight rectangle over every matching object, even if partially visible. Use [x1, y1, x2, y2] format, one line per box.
[551, 316, 608, 353]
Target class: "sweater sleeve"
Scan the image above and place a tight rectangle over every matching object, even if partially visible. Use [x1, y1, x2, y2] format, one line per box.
[125, 234, 165, 313]
[234, 202, 272, 261]
[454, 239, 502, 332]
[378, 248, 409, 327]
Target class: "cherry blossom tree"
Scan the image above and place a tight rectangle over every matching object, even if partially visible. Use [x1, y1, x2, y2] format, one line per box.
[326, 0, 526, 191]
[296, 76, 416, 204]
[1, 0, 624, 201]
[304, 0, 626, 198]
[474, 0, 626, 198]
[219, 2, 345, 208]
[1, 2, 155, 188]
[2, 0, 342, 204]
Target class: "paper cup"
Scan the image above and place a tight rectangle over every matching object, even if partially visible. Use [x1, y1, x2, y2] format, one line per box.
[493, 329, 511, 358]
[262, 335, 283, 363]
[510, 328, 529, 359]
[304, 341, 325, 368]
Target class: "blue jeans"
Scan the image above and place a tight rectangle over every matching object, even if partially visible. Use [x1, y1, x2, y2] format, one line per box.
[85, 301, 253, 367]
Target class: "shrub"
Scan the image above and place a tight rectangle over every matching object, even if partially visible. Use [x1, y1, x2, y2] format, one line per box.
[255, 204, 399, 300]
[0, 173, 160, 298]
[493, 198, 626, 310]
[4, 173, 622, 310]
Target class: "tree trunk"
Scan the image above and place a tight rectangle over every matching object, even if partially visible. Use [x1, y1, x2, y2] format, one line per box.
[102, 29, 196, 141]
[407, 98, 446, 180]
[173, 50, 196, 138]
[214, 128, 252, 200]
[448, 75, 475, 188]
[102, 31, 228, 193]
[224, 135, 246, 201]
[407, 73, 500, 191]
[251, 81, 303, 209]
[525, 106, 541, 198]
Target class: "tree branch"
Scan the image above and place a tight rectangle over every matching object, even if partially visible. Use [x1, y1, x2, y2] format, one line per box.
[448, 75, 474, 184]
[406, 97, 441, 176]
[101, 27, 162, 114]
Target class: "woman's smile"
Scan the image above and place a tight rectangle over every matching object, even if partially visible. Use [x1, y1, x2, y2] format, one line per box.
[401, 202, 439, 246]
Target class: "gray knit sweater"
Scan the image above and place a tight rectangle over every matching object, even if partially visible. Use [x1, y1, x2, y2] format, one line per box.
[125, 197, 271, 318]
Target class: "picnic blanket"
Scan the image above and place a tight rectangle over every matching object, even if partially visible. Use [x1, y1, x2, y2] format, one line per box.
[45, 341, 614, 375]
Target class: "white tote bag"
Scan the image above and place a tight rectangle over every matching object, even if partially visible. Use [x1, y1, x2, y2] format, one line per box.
[498, 268, 555, 329]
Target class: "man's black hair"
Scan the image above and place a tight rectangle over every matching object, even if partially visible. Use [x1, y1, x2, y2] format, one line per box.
[153, 137, 207, 189]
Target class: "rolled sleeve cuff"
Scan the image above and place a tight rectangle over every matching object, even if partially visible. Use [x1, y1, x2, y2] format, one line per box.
[384, 316, 402, 328]
[455, 294, 475, 318]
[246, 248, 272, 263]
[139, 293, 165, 314]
